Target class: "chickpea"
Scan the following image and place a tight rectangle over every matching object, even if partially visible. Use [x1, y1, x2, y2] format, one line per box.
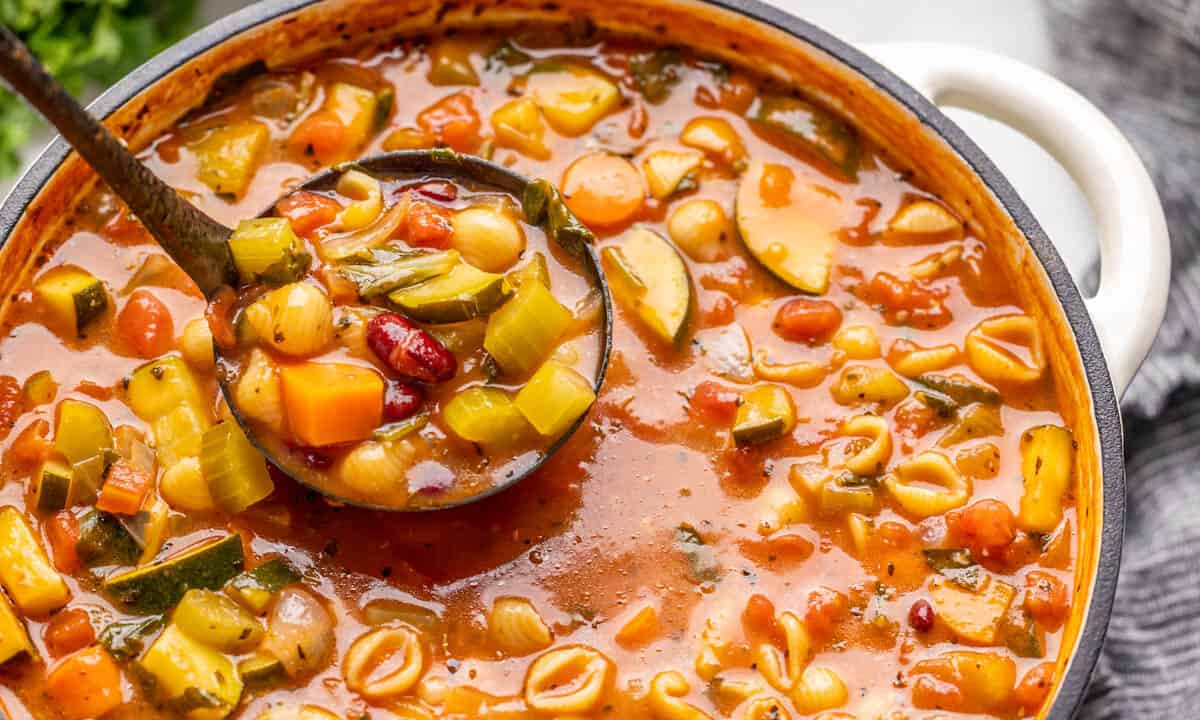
[179, 317, 215, 371]
[452, 206, 526, 272]
[667, 199, 731, 263]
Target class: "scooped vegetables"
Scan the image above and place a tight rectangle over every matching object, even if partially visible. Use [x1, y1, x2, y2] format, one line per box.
[217, 167, 605, 509]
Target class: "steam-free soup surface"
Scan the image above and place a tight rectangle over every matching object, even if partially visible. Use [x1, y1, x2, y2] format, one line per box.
[0, 26, 1077, 720]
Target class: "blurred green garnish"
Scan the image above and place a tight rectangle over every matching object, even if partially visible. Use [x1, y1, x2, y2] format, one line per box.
[0, 0, 198, 177]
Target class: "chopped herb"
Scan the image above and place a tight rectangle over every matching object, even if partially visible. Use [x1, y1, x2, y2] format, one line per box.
[922, 548, 981, 591]
[675, 523, 721, 583]
[630, 48, 682, 103]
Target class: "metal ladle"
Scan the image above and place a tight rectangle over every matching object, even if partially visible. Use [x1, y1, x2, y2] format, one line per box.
[0, 24, 612, 511]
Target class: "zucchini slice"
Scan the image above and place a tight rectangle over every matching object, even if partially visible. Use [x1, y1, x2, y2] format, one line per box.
[190, 121, 270, 197]
[33, 265, 108, 334]
[751, 94, 860, 177]
[388, 263, 510, 323]
[735, 161, 846, 295]
[227, 218, 309, 285]
[54, 398, 114, 466]
[0, 591, 34, 665]
[34, 459, 73, 513]
[139, 623, 244, 719]
[104, 534, 245, 614]
[173, 589, 264, 653]
[238, 653, 284, 686]
[601, 227, 692, 345]
[77, 510, 143, 567]
[226, 558, 301, 615]
[0, 507, 70, 615]
[732, 384, 796, 446]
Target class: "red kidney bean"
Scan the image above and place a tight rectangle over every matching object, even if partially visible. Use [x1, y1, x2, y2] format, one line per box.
[412, 180, 458, 202]
[908, 598, 935, 632]
[384, 380, 425, 421]
[773, 297, 843, 342]
[366, 313, 457, 383]
[292, 446, 333, 471]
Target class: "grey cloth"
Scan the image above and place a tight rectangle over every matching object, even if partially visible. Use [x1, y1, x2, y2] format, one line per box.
[1043, 0, 1200, 717]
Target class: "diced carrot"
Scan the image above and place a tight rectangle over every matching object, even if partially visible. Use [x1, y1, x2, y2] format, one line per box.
[45, 646, 123, 720]
[405, 200, 454, 249]
[46, 511, 80, 574]
[1023, 571, 1069, 626]
[9, 418, 52, 468]
[280, 363, 384, 447]
[804, 587, 849, 640]
[416, 92, 482, 152]
[44, 608, 96, 658]
[95, 459, 153, 516]
[276, 191, 343, 236]
[615, 605, 660, 648]
[117, 290, 174, 359]
[289, 109, 349, 163]
[561, 153, 646, 227]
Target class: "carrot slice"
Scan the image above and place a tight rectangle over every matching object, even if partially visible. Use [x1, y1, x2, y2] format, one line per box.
[44, 608, 96, 658]
[280, 363, 384, 447]
[561, 153, 646, 227]
[46, 646, 123, 719]
[46, 511, 80, 575]
[289, 109, 349, 163]
[96, 459, 153, 515]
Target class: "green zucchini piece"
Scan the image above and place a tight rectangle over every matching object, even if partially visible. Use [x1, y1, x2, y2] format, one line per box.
[104, 534, 245, 614]
[190, 121, 269, 197]
[818, 479, 877, 516]
[238, 653, 284, 686]
[33, 265, 108, 334]
[34, 459, 73, 513]
[199, 422, 274, 514]
[77, 510, 142, 567]
[99, 615, 163, 661]
[505, 252, 550, 290]
[915, 373, 1001, 406]
[601, 227, 692, 345]
[227, 218, 309, 285]
[127, 357, 212, 467]
[54, 399, 114, 466]
[21, 370, 57, 407]
[120, 498, 171, 565]
[735, 161, 842, 294]
[513, 360, 596, 437]
[522, 179, 595, 252]
[630, 48, 682, 103]
[483, 279, 573, 377]
[0, 507, 70, 615]
[68, 450, 117, 506]
[226, 558, 301, 614]
[139, 623, 244, 718]
[443, 386, 533, 448]
[751, 94, 860, 177]
[0, 590, 34, 664]
[428, 38, 480, 86]
[732, 384, 796, 445]
[174, 589, 264, 653]
[388, 262, 510, 323]
[339, 249, 460, 298]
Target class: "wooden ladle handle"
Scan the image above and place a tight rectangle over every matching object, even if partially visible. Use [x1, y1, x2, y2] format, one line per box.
[0, 23, 235, 297]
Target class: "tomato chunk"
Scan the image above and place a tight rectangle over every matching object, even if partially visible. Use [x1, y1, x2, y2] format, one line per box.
[405, 200, 454, 249]
[1014, 662, 1056, 714]
[1023, 570, 1069, 626]
[689, 381, 740, 423]
[950, 499, 1017, 553]
[804, 587, 849, 639]
[44, 608, 96, 658]
[117, 290, 174, 358]
[276, 191, 342, 236]
[417, 92, 482, 152]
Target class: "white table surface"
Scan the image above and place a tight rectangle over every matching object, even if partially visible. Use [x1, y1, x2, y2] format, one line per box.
[2, 0, 1100, 279]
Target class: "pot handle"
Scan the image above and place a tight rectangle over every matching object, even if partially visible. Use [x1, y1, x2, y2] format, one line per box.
[862, 42, 1169, 397]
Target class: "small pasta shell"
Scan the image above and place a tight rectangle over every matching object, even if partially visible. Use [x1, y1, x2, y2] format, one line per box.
[736, 695, 793, 720]
[909, 244, 964, 280]
[964, 314, 1046, 384]
[338, 440, 413, 500]
[343, 623, 426, 699]
[840, 414, 893, 476]
[647, 670, 715, 720]
[488, 597, 553, 656]
[335, 169, 384, 230]
[753, 349, 827, 388]
[694, 642, 724, 682]
[887, 338, 960, 378]
[757, 485, 809, 536]
[754, 611, 810, 693]
[792, 666, 848, 714]
[259, 282, 335, 357]
[235, 348, 285, 434]
[831, 323, 881, 360]
[883, 450, 970, 518]
[524, 645, 612, 714]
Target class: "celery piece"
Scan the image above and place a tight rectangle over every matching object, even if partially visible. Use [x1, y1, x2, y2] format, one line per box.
[483, 280, 572, 377]
[228, 218, 308, 285]
[732, 385, 795, 446]
[388, 262, 510, 323]
[190, 121, 270, 197]
[54, 399, 114, 466]
[428, 39, 480, 86]
[34, 459, 72, 513]
[443, 386, 533, 448]
[200, 423, 273, 515]
[174, 589, 264, 653]
[514, 361, 596, 437]
[226, 558, 301, 614]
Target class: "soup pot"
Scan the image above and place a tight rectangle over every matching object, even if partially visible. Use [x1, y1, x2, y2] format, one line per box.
[0, 1, 1169, 716]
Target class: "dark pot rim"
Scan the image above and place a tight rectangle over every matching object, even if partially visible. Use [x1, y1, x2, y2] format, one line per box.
[0, 1, 1123, 716]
